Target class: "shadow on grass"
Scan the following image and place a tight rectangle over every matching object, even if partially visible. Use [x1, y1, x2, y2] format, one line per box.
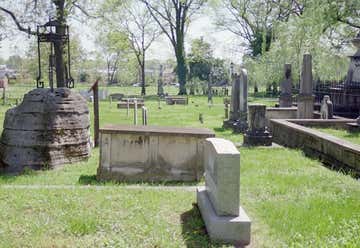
[180, 203, 223, 248]
[0, 166, 39, 183]
[78, 174, 202, 186]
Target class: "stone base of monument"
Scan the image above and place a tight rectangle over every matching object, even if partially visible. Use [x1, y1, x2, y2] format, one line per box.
[279, 93, 293, 108]
[222, 119, 248, 133]
[0, 88, 91, 173]
[222, 119, 236, 129]
[243, 131, 272, 146]
[233, 120, 248, 133]
[197, 187, 251, 246]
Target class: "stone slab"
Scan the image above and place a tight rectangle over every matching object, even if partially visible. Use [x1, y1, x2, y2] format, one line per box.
[100, 125, 215, 138]
[197, 187, 251, 246]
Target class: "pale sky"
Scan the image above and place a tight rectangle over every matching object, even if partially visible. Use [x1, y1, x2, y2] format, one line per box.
[0, 12, 245, 63]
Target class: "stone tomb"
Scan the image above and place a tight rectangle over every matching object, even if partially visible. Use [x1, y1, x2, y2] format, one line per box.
[0, 88, 91, 173]
[197, 138, 251, 245]
[165, 96, 188, 105]
[97, 125, 214, 182]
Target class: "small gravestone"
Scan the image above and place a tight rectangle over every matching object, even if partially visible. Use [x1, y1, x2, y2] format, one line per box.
[197, 138, 251, 245]
[224, 103, 229, 119]
[244, 104, 272, 146]
[279, 63, 293, 107]
[297, 54, 314, 119]
[199, 113, 204, 124]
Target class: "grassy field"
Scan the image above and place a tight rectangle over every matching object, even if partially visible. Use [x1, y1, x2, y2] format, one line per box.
[0, 86, 359, 247]
[314, 128, 360, 146]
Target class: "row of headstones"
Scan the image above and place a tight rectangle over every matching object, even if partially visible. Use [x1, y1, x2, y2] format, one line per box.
[280, 55, 334, 119]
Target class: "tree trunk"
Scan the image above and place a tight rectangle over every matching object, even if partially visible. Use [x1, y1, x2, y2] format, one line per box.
[176, 45, 187, 95]
[54, 1, 66, 88]
[141, 53, 146, 96]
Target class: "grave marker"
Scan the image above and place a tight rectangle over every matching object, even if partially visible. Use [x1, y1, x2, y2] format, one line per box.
[297, 54, 314, 119]
[197, 138, 251, 245]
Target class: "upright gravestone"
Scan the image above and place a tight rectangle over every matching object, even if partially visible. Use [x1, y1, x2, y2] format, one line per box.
[197, 138, 251, 245]
[157, 65, 164, 97]
[297, 54, 314, 119]
[244, 104, 272, 146]
[279, 63, 293, 107]
[234, 68, 248, 132]
[223, 69, 248, 133]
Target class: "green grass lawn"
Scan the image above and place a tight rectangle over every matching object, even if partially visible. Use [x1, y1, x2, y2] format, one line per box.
[314, 128, 360, 146]
[0, 86, 359, 247]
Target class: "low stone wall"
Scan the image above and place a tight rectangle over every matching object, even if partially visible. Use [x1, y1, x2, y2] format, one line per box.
[271, 119, 360, 175]
[289, 119, 354, 129]
[97, 125, 215, 182]
[265, 107, 297, 126]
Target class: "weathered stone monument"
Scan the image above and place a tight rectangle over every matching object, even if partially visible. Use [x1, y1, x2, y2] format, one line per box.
[197, 138, 251, 245]
[0, 12, 91, 173]
[223, 69, 248, 132]
[320, 95, 333, 119]
[279, 63, 293, 107]
[0, 88, 91, 173]
[297, 54, 314, 119]
[244, 104, 272, 146]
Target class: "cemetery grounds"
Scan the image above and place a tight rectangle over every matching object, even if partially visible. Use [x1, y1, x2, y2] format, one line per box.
[0, 85, 359, 247]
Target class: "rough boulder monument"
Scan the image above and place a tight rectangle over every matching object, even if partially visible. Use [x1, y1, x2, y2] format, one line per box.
[0, 88, 91, 173]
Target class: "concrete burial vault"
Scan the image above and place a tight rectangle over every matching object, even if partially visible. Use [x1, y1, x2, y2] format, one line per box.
[97, 125, 215, 182]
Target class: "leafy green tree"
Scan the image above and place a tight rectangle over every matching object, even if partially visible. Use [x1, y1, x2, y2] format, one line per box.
[139, 0, 207, 95]
[100, 0, 162, 95]
[188, 37, 213, 82]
